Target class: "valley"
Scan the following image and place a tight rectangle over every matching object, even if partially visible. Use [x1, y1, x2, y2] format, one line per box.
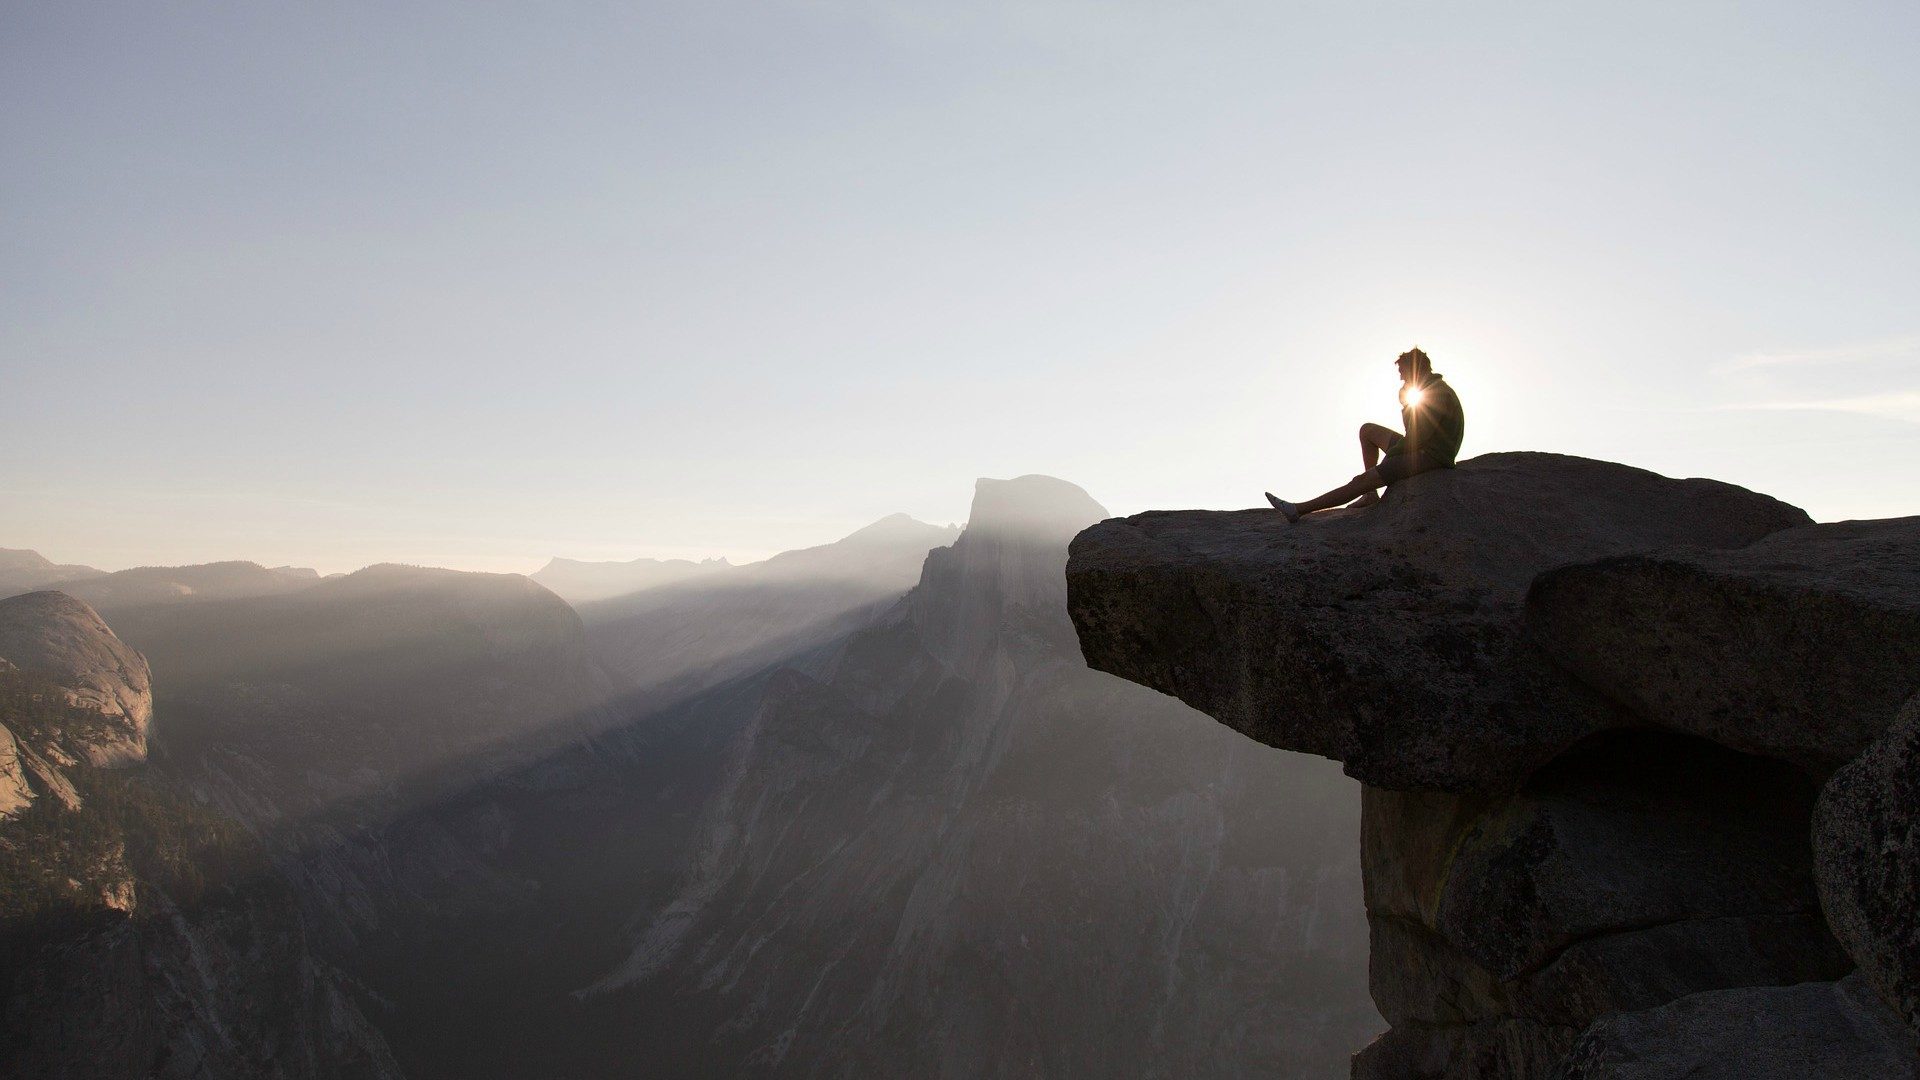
[0, 476, 1376, 1078]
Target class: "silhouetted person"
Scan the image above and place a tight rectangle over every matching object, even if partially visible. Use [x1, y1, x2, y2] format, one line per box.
[1265, 348, 1465, 523]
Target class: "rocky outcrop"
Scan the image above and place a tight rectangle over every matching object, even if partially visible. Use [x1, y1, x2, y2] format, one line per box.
[1066, 453, 1920, 1077]
[1529, 517, 1920, 772]
[1556, 974, 1917, 1080]
[1066, 453, 1809, 793]
[1814, 692, 1920, 1036]
[0, 724, 32, 818]
[0, 590, 153, 766]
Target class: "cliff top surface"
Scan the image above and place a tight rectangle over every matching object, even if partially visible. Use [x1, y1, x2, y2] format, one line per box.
[1082, 453, 1807, 594]
[1066, 452, 1815, 792]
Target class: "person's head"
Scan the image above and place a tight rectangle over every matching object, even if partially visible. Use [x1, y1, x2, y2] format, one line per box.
[1394, 347, 1432, 383]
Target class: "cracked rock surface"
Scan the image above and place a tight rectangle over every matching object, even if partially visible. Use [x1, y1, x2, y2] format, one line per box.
[1815, 692, 1920, 1040]
[1529, 516, 1920, 772]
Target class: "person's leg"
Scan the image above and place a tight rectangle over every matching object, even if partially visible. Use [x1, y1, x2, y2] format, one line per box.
[1268, 468, 1385, 521]
[1348, 425, 1401, 508]
[1264, 424, 1408, 522]
[1295, 469, 1385, 515]
[1358, 423, 1399, 470]
[1266, 450, 1447, 522]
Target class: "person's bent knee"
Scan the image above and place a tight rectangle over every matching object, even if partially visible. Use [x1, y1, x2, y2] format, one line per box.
[1360, 423, 1400, 448]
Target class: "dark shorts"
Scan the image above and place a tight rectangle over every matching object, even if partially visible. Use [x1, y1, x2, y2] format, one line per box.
[1376, 446, 1452, 485]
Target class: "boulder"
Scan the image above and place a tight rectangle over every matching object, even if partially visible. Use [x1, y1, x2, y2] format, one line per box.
[1528, 516, 1920, 772]
[0, 591, 152, 766]
[1066, 453, 1810, 792]
[1555, 974, 1919, 1079]
[0, 724, 32, 817]
[1814, 692, 1920, 1039]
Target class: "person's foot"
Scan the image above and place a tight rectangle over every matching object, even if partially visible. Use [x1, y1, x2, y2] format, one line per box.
[1264, 492, 1301, 523]
[1347, 490, 1380, 509]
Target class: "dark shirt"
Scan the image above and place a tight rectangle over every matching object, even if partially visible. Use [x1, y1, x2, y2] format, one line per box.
[1396, 372, 1465, 464]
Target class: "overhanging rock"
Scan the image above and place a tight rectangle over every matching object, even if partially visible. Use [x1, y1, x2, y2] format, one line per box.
[1065, 452, 1810, 793]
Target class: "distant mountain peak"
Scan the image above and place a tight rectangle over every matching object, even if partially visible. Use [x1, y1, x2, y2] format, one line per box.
[965, 475, 1109, 538]
[0, 549, 59, 572]
[0, 549, 106, 600]
[538, 555, 731, 573]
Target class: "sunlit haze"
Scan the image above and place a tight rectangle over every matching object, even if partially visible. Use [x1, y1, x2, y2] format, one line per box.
[5, 2, 1917, 574]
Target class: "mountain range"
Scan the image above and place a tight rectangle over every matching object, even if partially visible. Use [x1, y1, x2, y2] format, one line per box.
[0, 479, 1376, 1078]
[530, 554, 731, 605]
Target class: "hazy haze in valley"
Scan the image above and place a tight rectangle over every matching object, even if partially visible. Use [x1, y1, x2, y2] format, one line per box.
[0, 475, 1379, 1078]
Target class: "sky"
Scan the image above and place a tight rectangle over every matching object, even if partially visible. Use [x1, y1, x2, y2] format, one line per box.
[4, 1, 1918, 574]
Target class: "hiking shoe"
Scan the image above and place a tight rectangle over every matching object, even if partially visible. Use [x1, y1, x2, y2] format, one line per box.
[1264, 492, 1300, 523]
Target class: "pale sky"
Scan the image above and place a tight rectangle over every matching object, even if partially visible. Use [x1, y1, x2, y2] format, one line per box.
[5, 1, 1917, 575]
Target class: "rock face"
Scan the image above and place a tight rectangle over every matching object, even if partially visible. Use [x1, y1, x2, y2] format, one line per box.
[1530, 517, 1920, 772]
[0, 724, 33, 817]
[0, 591, 153, 766]
[1066, 452, 1810, 793]
[1357, 734, 1848, 1075]
[1814, 692, 1920, 1037]
[580, 476, 1380, 1077]
[1066, 453, 1920, 1077]
[1556, 974, 1918, 1080]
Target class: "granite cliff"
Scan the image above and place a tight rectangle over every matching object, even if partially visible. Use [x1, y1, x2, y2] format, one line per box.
[577, 476, 1377, 1077]
[1066, 452, 1920, 1078]
[0, 591, 153, 771]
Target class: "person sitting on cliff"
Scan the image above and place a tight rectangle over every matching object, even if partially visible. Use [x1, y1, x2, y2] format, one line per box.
[1265, 347, 1465, 523]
